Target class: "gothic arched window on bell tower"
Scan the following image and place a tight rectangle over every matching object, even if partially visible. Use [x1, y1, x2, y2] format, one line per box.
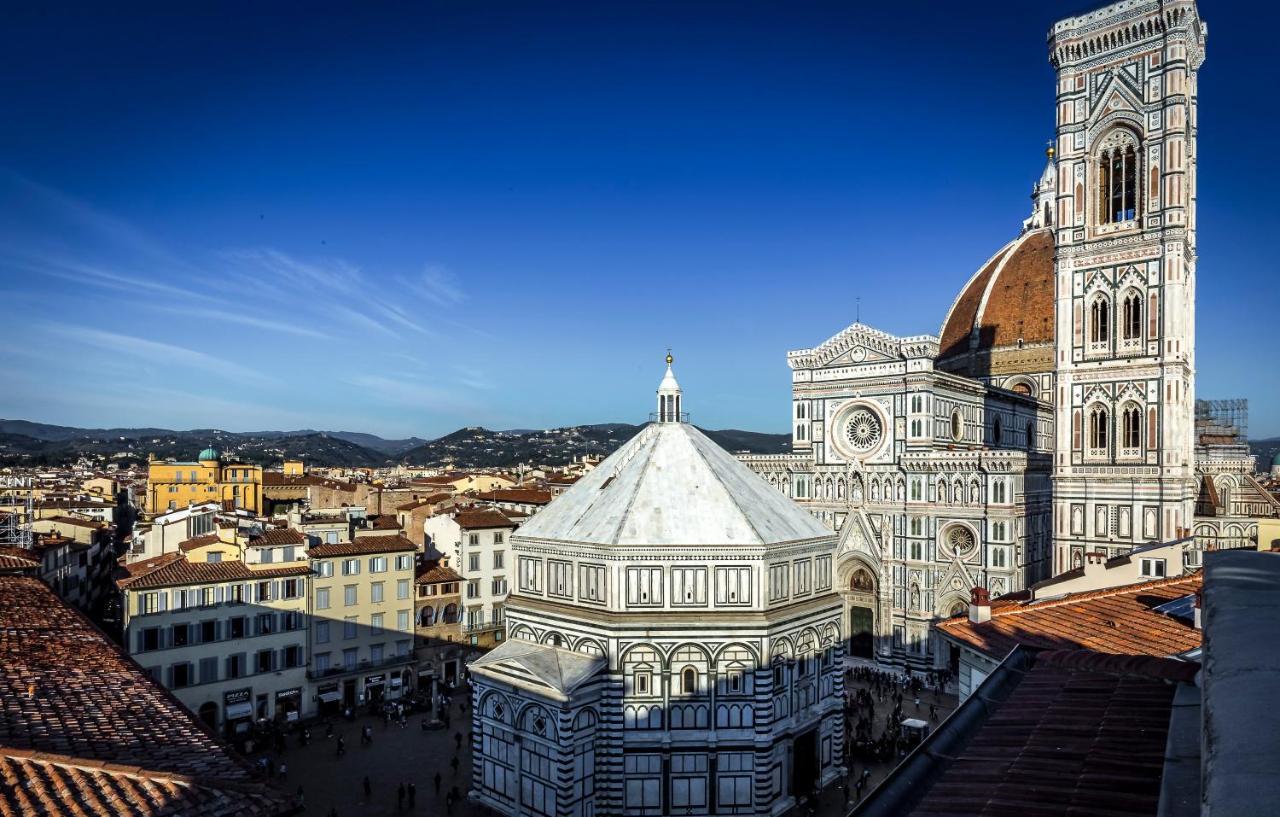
[1121, 290, 1143, 347]
[1095, 130, 1140, 225]
[1121, 404, 1142, 455]
[1089, 294, 1111, 351]
[1088, 405, 1110, 455]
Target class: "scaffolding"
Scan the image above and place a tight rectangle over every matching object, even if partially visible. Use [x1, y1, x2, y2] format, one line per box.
[1195, 399, 1248, 446]
[0, 477, 34, 549]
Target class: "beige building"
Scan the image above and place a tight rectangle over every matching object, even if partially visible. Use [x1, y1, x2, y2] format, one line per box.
[414, 562, 467, 691]
[453, 508, 518, 647]
[117, 534, 312, 736]
[307, 534, 419, 714]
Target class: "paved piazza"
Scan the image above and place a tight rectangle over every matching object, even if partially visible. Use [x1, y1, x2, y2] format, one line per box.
[252, 672, 957, 817]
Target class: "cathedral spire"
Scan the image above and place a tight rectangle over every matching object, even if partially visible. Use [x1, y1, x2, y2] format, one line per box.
[656, 351, 683, 423]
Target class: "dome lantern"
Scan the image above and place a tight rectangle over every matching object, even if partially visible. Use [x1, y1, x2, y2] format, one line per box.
[656, 351, 683, 423]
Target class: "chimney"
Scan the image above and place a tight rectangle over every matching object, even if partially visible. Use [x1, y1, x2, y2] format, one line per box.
[1194, 590, 1203, 631]
[969, 586, 991, 624]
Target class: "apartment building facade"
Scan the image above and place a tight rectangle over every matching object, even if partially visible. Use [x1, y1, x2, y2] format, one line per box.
[307, 534, 418, 713]
[117, 537, 312, 736]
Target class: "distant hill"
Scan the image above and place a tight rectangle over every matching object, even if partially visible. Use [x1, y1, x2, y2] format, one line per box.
[0, 418, 790, 469]
[397, 423, 791, 468]
[1251, 438, 1280, 471]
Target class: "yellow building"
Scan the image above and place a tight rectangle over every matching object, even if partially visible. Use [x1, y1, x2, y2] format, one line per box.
[146, 448, 263, 515]
[283, 459, 305, 477]
[307, 534, 418, 713]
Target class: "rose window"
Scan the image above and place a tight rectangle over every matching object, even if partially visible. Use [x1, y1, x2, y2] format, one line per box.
[946, 526, 976, 557]
[844, 409, 883, 452]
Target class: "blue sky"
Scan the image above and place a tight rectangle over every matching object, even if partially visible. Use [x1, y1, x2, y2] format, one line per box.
[1, 1, 1276, 439]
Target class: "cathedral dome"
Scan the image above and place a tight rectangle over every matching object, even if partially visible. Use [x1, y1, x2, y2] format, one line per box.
[197, 447, 220, 463]
[936, 227, 1055, 381]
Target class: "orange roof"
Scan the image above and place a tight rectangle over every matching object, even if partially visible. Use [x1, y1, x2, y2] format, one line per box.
[417, 563, 462, 584]
[0, 576, 288, 816]
[117, 553, 310, 590]
[475, 488, 552, 505]
[43, 515, 107, 530]
[177, 533, 222, 552]
[454, 508, 518, 530]
[307, 534, 416, 559]
[0, 547, 40, 573]
[937, 574, 1201, 659]
[248, 527, 307, 546]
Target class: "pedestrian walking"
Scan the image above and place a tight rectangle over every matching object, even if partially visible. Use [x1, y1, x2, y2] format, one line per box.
[336, 735, 346, 757]
[398, 782, 406, 810]
[451, 754, 460, 776]
[445, 790, 455, 815]
[434, 772, 442, 795]
[363, 776, 372, 801]
[295, 785, 304, 809]
[279, 762, 288, 781]
[455, 731, 463, 750]
[409, 782, 417, 808]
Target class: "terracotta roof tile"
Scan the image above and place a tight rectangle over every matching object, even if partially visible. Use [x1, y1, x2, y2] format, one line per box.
[416, 564, 462, 584]
[906, 649, 1192, 817]
[0, 547, 40, 573]
[474, 489, 552, 505]
[0, 577, 289, 816]
[178, 534, 222, 552]
[42, 515, 107, 530]
[117, 556, 309, 590]
[937, 574, 1201, 659]
[454, 508, 518, 530]
[248, 527, 307, 546]
[307, 534, 416, 559]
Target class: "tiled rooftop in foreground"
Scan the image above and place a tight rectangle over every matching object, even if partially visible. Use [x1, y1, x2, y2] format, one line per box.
[0, 576, 290, 816]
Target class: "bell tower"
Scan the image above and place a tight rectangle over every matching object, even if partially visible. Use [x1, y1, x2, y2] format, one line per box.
[1048, 1, 1206, 569]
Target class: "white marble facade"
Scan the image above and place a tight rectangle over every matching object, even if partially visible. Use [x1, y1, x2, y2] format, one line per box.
[741, 0, 1213, 674]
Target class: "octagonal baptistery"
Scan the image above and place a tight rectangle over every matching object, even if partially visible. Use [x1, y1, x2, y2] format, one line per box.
[469, 360, 845, 817]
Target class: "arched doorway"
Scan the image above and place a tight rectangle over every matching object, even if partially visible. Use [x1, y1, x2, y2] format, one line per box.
[847, 568, 876, 659]
[197, 702, 218, 730]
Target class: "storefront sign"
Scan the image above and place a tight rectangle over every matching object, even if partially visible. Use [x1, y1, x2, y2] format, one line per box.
[364, 674, 385, 686]
[224, 688, 252, 706]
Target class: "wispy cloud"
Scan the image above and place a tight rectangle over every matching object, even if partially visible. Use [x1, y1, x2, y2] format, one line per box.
[47, 325, 271, 383]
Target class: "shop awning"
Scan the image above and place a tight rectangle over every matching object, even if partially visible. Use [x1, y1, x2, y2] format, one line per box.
[318, 690, 342, 703]
[225, 702, 253, 720]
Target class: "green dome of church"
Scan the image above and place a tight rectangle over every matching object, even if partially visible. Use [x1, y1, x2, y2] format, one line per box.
[198, 447, 220, 462]
[1272, 451, 1280, 467]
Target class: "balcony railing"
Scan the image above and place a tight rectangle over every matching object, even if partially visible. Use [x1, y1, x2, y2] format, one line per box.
[306, 651, 416, 680]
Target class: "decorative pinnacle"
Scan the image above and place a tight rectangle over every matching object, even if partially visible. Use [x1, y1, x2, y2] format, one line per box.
[665, 349, 673, 366]
[1046, 142, 1056, 159]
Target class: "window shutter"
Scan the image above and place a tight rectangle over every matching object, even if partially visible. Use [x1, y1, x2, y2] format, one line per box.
[273, 581, 282, 601]
[215, 586, 224, 604]
[135, 630, 145, 653]
[158, 592, 167, 612]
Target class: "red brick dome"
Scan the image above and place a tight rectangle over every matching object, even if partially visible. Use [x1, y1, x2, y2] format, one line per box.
[936, 227, 1055, 379]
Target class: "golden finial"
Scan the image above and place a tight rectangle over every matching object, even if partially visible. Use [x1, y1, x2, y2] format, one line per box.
[665, 349, 674, 366]
[1046, 142, 1056, 159]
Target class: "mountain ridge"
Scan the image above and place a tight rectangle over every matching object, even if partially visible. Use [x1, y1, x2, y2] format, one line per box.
[0, 418, 791, 468]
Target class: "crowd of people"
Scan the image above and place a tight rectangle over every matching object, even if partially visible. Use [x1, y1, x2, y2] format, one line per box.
[839, 666, 954, 805]
[243, 680, 472, 815]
